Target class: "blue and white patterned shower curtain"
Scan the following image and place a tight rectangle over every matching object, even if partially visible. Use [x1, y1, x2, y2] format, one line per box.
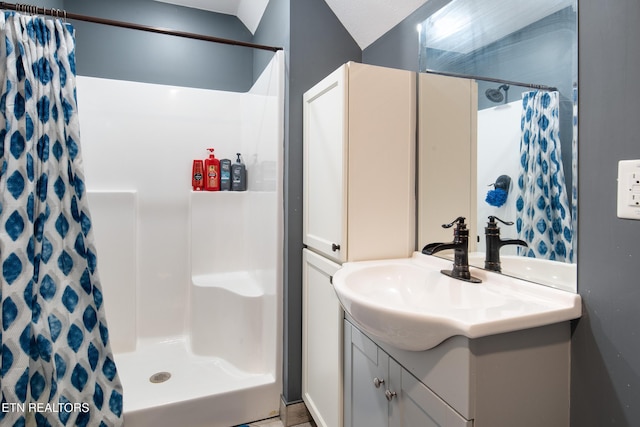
[0, 12, 123, 426]
[571, 84, 578, 261]
[516, 90, 573, 262]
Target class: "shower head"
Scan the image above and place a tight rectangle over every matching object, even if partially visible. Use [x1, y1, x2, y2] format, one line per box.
[485, 84, 510, 103]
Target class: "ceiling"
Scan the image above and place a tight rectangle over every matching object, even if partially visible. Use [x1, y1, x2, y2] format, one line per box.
[153, 0, 430, 49]
[153, 0, 574, 50]
[322, 0, 430, 49]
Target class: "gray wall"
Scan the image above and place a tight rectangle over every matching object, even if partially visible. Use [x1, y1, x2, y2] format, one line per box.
[252, 0, 289, 82]
[64, 0, 255, 91]
[18, 0, 63, 8]
[284, 0, 361, 403]
[365, 1, 640, 426]
[11, 0, 285, 90]
[571, 0, 640, 425]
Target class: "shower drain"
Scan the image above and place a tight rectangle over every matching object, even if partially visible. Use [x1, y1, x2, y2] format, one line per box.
[149, 371, 171, 384]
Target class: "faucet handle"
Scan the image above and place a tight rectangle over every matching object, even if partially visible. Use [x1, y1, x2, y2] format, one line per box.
[442, 216, 466, 229]
[487, 215, 513, 226]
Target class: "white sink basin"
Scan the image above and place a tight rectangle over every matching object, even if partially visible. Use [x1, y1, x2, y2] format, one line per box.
[332, 252, 581, 351]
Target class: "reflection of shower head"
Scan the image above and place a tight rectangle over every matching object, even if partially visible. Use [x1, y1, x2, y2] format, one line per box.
[485, 84, 510, 103]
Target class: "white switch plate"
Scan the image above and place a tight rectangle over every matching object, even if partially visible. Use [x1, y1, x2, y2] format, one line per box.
[617, 159, 640, 219]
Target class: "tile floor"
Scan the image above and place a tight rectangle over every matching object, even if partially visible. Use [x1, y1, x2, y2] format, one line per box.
[242, 418, 316, 427]
[241, 417, 315, 427]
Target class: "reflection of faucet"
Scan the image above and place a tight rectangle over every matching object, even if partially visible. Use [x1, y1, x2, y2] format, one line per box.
[422, 217, 482, 283]
[484, 216, 528, 272]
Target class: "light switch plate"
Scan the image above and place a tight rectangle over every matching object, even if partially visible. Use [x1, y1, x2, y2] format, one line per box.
[617, 159, 640, 219]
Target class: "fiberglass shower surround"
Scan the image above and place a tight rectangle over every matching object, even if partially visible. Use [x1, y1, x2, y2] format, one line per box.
[77, 52, 284, 427]
[0, 3, 284, 426]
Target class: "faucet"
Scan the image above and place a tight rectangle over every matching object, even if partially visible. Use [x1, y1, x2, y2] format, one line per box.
[484, 216, 528, 272]
[422, 216, 482, 283]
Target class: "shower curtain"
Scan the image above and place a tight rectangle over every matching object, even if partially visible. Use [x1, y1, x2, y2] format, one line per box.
[516, 90, 573, 262]
[571, 84, 578, 261]
[0, 12, 123, 427]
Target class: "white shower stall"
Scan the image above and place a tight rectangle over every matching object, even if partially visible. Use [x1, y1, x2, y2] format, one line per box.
[77, 52, 284, 427]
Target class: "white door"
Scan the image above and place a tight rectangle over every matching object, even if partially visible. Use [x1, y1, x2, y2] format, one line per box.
[303, 65, 347, 262]
[302, 249, 343, 427]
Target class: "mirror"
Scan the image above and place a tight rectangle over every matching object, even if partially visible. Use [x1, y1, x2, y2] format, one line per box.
[416, 0, 578, 292]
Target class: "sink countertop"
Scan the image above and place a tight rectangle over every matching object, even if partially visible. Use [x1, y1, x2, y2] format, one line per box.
[332, 252, 582, 351]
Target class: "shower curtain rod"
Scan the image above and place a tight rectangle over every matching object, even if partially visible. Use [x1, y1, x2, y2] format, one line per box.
[425, 69, 558, 92]
[0, 2, 283, 52]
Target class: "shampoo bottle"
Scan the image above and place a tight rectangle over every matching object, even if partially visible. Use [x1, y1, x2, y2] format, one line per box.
[192, 159, 204, 191]
[204, 148, 220, 191]
[220, 158, 232, 191]
[231, 153, 247, 191]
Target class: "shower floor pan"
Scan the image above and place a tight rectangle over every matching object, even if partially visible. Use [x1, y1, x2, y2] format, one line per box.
[115, 338, 278, 427]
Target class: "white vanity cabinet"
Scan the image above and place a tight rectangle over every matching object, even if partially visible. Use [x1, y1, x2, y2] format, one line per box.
[302, 61, 415, 264]
[344, 317, 572, 427]
[344, 320, 471, 427]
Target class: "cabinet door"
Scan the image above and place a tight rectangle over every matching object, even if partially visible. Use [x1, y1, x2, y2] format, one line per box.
[344, 321, 389, 427]
[392, 366, 472, 427]
[302, 249, 343, 427]
[303, 65, 347, 262]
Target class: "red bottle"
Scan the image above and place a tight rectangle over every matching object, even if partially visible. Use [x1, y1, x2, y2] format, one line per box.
[192, 160, 204, 191]
[204, 148, 220, 191]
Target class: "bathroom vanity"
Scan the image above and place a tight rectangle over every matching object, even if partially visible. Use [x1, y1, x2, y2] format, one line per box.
[344, 318, 571, 427]
[302, 57, 580, 427]
[335, 253, 581, 427]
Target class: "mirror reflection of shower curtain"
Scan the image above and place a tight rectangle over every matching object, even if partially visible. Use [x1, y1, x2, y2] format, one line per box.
[516, 90, 573, 262]
[571, 84, 578, 261]
[0, 12, 123, 425]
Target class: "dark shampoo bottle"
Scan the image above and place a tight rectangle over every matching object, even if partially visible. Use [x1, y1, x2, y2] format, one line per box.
[231, 153, 247, 191]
